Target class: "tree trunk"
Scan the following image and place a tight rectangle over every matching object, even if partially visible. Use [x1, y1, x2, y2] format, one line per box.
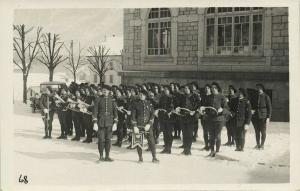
[49, 68, 54, 81]
[73, 72, 76, 83]
[23, 74, 27, 104]
[99, 74, 104, 85]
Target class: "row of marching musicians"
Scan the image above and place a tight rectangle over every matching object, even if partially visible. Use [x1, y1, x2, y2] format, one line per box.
[39, 81, 272, 162]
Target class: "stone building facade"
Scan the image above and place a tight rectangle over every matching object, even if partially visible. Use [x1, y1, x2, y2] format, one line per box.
[122, 7, 289, 121]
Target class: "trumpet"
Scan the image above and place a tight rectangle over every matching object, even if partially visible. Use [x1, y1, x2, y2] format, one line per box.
[117, 106, 131, 115]
[154, 108, 174, 117]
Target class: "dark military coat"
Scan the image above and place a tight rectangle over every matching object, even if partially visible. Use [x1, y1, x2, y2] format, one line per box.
[93, 95, 118, 128]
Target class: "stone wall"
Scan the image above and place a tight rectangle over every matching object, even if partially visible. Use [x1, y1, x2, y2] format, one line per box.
[177, 21, 198, 65]
[179, 8, 198, 15]
[271, 14, 289, 66]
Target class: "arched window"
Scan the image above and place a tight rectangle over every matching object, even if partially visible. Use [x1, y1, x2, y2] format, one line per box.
[205, 7, 264, 56]
[148, 8, 171, 55]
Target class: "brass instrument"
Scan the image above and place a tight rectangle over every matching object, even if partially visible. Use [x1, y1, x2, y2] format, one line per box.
[77, 99, 93, 115]
[117, 106, 131, 115]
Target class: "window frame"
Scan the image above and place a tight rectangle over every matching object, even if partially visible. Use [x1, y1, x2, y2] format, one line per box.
[146, 8, 172, 57]
[204, 7, 264, 56]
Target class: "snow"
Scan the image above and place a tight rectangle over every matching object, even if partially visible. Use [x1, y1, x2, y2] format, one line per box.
[13, 101, 289, 188]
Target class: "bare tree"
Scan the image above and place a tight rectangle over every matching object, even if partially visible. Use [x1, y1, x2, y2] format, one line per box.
[64, 40, 85, 83]
[37, 33, 67, 81]
[86, 45, 111, 84]
[13, 24, 42, 104]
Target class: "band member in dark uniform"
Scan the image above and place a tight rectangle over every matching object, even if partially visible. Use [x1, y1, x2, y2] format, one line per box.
[93, 85, 118, 162]
[205, 82, 229, 157]
[39, 86, 55, 139]
[55, 87, 69, 139]
[125, 87, 138, 149]
[131, 90, 159, 163]
[113, 88, 128, 147]
[70, 90, 83, 141]
[190, 82, 201, 142]
[199, 84, 213, 151]
[82, 87, 94, 143]
[231, 88, 252, 151]
[177, 85, 200, 155]
[65, 88, 74, 136]
[173, 84, 183, 139]
[157, 86, 175, 154]
[224, 85, 237, 146]
[149, 86, 160, 144]
[251, 83, 272, 150]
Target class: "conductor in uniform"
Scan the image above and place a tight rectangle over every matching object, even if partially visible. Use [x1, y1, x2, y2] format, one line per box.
[131, 89, 159, 163]
[93, 85, 118, 162]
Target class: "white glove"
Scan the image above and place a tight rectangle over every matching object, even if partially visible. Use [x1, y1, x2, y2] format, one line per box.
[127, 111, 131, 115]
[112, 123, 117, 131]
[93, 123, 98, 131]
[266, 118, 270, 125]
[190, 111, 195, 116]
[43, 109, 49, 114]
[217, 107, 223, 113]
[251, 110, 255, 114]
[244, 124, 249, 130]
[154, 110, 159, 117]
[133, 126, 139, 134]
[200, 106, 205, 112]
[144, 124, 151, 131]
[175, 107, 180, 113]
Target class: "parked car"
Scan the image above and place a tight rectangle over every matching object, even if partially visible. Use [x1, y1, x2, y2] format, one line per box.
[40, 81, 67, 93]
[29, 81, 67, 113]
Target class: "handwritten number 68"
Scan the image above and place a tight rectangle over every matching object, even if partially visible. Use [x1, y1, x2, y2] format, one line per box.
[19, 174, 28, 184]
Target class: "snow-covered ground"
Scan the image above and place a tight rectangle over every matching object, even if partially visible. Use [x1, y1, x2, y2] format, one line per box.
[13, 101, 289, 187]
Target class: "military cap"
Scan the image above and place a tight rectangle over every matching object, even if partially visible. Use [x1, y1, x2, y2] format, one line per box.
[229, 85, 237, 93]
[238, 88, 248, 98]
[256, 83, 265, 92]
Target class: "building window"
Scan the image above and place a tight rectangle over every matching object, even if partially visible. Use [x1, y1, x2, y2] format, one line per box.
[205, 7, 264, 56]
[148, 8, 171, 55]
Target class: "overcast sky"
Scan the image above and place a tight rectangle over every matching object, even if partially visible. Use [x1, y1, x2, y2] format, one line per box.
[14, 9, 123, 48]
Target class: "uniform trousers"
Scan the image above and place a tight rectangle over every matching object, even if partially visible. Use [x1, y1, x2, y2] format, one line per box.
[83, 113, 93, 141]
[181, 117, 197, 154]
[137, 127, 156, 160]
[153, 117, 160, 143]
[201, 119, 212, 147]
[235, 126, 246, 150]
[98, 126, 113, 157]
[252, 117, 267, 147]
[42, 110, 55, 137]
[160, 121, 174, 152]
[66, 110, 73, 135]
[116, 120, 127, 145]
[209, 121, 225, 152]
[57, 110, 68, 136]
[72, 112, 83, 139]
[226, 119, 235, 144]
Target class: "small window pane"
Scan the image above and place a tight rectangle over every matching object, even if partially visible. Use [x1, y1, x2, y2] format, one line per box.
[253, 22, 262, 45]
